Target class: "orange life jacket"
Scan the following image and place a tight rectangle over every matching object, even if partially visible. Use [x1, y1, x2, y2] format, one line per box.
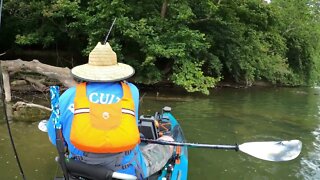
[70, 82, 140, 153]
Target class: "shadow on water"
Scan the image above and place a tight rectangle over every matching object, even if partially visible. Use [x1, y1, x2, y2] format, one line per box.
[1, 87, 320, 179]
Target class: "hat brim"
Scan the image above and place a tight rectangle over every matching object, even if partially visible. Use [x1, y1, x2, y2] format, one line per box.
[71, 63, 135, 82]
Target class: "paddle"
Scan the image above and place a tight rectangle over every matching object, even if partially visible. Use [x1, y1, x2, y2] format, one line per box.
[38, 120, 301, 162]
[141, 138, 302, 162]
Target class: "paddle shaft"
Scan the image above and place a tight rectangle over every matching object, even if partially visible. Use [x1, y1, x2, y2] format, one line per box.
[141, 138, 238, 150]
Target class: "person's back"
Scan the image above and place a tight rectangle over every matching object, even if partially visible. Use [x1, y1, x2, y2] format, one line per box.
[47, 81, 146, 177]
[47, 42, 173, 179]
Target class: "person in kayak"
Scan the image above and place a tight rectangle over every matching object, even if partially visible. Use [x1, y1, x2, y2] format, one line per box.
[46, 42, 173, 179]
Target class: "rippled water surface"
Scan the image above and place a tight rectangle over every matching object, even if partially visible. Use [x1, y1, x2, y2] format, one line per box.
[1, 87, 320, 179]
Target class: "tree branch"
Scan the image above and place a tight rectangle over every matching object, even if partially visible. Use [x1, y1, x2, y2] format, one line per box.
[161, 0, 168, 18]
[12, 101, 51, 112]
[23, 76, 47, 91]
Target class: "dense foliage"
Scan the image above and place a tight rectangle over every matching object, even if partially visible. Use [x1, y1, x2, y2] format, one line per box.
[1, 0, 320, 94]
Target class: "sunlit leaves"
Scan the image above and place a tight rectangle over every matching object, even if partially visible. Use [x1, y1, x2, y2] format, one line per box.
[172, 61, 220, 95]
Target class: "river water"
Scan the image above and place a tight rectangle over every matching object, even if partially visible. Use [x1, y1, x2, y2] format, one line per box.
[1, 87, 320, 180]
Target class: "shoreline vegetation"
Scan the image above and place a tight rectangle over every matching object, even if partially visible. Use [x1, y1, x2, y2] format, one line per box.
[0, 58, 296, 100]
[0, 57, 310, 123]
[1, 1, 320, 121]
[0, 58, 308, 96]
[1, 0, 320, 96]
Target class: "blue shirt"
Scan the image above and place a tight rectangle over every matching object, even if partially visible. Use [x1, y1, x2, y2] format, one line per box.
[47, 82, 147, 176]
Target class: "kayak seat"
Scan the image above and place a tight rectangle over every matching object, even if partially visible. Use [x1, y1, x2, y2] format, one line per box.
[64, 158, 114, 180]
[54, 158, 137, 180]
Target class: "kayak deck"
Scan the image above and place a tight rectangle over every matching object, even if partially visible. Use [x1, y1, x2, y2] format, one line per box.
[53, 107, 188, 180]
[144, 108, 188, 180]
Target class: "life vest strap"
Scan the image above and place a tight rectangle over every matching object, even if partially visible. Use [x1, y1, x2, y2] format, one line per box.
[121, 108, 135, 116]
[74, 108, 90, 115]
[74, 108, 135, 117]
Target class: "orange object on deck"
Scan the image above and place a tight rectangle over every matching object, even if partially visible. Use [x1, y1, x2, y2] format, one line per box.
[175, 146, 181, 164]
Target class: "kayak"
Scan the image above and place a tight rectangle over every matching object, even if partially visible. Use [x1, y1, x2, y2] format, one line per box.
[39, 106, 188, 180]
[39, 86, 302, 180]
[39, 86, 189, 180]
[141, 106, 188, 180]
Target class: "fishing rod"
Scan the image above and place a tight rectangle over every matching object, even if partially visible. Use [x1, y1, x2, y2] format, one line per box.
[0, 1, 26, 179]
[103, 18, 117, 44]
[0, 68, 27, 180]
[141, 138, 302, 162]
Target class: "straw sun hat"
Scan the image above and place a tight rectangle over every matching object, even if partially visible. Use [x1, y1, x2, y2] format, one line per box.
[71, 42, 135, 82]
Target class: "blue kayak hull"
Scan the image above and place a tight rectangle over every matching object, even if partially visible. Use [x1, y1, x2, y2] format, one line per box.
[156, 112, 188, 180]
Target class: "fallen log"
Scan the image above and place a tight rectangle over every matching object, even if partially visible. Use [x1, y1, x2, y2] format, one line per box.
[1, 59, 77, 102]
[23, 76, 47, 91]
[12, 101, 51, 112]
[1, 59, 76, 86]
[0, 59, 77, 121]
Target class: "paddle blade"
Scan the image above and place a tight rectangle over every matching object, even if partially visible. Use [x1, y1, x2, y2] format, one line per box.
[38, 120, 48, 132]
[238, 140, 302, 161]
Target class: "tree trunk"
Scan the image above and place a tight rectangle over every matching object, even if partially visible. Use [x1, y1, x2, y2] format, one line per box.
[161, 0, 168, 18]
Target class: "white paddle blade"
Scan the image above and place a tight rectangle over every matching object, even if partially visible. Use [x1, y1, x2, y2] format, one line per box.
[238, 140, 302, 161]
[38, 120, 48, 132]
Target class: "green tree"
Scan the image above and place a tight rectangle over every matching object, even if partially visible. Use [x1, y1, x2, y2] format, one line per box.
[1, 0, 320, 93]
[191, 0, 292, 85]
[77, 0, 220, 94]
[271, 0, 320, 85]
